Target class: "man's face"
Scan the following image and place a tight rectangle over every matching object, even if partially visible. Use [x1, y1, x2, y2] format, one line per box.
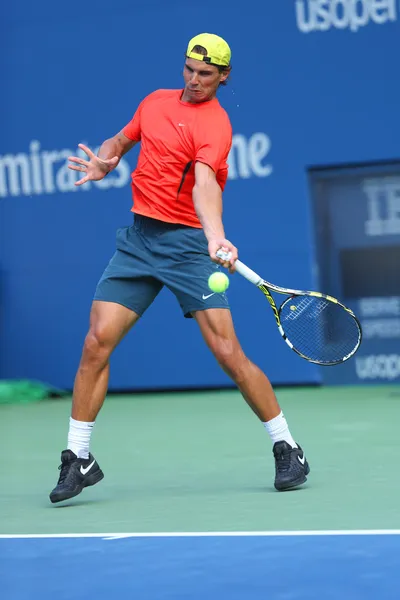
[182, 58, 228, 103]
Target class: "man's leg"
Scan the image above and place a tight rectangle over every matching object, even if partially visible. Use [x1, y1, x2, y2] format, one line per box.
[193, 308, 310, 491]
[67, 300, 140, 458]
[72, 300, 139, 422]
[49, 301, 139, 504]
[49, 222, 164, 504]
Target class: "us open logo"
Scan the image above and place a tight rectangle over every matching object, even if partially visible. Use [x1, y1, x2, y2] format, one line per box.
[295, 0, 397, 33]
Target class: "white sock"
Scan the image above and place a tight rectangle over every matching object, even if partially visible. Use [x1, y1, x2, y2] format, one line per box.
[263, 412, 297, 448]
[67, 417, 95, 459]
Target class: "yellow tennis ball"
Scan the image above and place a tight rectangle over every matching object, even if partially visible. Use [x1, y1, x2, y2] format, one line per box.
[290, 305, 296, 311]
[208, 272, 229, 293]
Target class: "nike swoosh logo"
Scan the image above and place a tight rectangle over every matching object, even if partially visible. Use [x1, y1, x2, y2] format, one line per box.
[80, 460, 95, 475]
[297, 454, 306, 466]
[202, 293, 215, 300]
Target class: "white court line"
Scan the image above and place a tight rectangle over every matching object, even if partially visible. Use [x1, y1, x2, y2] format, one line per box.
[1, 530, 400, 540]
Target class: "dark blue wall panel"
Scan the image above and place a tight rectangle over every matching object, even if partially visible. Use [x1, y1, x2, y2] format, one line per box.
[1, 1, 399, 388]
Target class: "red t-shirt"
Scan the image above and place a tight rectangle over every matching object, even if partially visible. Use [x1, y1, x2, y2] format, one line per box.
[122, 89, 232, 228]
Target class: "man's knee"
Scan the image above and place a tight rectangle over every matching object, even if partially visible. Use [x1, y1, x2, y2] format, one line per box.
[81, 325, 114, 366]
[211, 337, 247, 378]
[81, 301, 138, 367]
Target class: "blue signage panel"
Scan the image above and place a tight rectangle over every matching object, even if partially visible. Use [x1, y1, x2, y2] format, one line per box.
[310, 164, 400, 384]
[1, 1, 399, 389]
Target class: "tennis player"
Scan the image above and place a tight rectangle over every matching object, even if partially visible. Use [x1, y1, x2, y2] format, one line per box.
[49, 33, 310, 503]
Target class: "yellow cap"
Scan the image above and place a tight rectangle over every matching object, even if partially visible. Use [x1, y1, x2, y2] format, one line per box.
[186, 33, 231, 67]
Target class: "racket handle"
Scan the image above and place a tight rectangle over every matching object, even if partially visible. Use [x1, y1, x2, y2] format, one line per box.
[215, 250, 263, 286]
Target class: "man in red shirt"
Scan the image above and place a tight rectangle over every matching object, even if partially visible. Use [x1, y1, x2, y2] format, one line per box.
[49, 33, 309, 503]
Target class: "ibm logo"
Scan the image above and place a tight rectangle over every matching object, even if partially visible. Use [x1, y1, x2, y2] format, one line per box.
[363, 177, 400, 237]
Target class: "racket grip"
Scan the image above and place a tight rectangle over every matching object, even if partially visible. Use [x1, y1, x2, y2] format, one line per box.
[215, 250, 263, 286]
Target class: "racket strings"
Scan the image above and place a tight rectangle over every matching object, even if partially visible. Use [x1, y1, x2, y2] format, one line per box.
[279, 295, 360, 364]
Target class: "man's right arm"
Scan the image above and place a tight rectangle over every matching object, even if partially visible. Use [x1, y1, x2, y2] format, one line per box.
[68, 131, 138, 186]
[97, 131, 138, 163]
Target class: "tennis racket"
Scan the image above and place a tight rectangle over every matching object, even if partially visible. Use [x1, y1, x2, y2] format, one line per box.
[216, 250, 362, 366]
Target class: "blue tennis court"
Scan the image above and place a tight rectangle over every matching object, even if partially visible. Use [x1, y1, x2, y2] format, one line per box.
[2, 389, 400, 598]
[2, 531, 400, 599]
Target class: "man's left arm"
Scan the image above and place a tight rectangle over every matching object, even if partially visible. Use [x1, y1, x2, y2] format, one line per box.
[192, 161, 238, 271]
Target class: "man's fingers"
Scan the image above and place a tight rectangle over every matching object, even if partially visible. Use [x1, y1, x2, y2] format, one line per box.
[68, 156, 89, 167]
[216, 257, 232, 269]
[222, 249, 237, 273]
[211, 244, 238, 273]
[228, 262, 237, 274]
[68, 165, 86, 172]
[215, 248, 231, 261]
[216, 247, 237, 264]
[78, 143, 95, 158]
[75, 175, 90, 186]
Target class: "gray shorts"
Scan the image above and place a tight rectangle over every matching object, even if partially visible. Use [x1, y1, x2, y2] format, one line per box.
[94, 215, 230, 318]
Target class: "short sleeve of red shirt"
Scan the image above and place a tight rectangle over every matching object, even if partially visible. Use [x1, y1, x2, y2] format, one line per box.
[123, 101, 143, 142]
[192, 109, 232, 188]
[123, 90, 166, 142]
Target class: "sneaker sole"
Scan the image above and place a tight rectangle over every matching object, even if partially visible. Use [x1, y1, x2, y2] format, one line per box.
[274, 463, 310, 492]
[49, 470, 104, 504]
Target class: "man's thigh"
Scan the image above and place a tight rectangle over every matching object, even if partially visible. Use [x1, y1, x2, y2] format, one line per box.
[94, 225, 163, 316]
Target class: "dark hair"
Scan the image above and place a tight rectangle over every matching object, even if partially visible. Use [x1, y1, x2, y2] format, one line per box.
[186, 44, 231, 86]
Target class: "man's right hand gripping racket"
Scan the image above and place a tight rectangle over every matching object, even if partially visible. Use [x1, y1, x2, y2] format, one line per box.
[216, 250, 362, 366]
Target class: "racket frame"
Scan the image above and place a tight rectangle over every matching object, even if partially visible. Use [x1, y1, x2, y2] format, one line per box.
[215, 251, 362, 365]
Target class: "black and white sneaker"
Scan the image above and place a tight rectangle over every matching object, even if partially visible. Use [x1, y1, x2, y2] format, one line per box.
[273, 441, 310, 491]
[49, 450, 104, 504]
